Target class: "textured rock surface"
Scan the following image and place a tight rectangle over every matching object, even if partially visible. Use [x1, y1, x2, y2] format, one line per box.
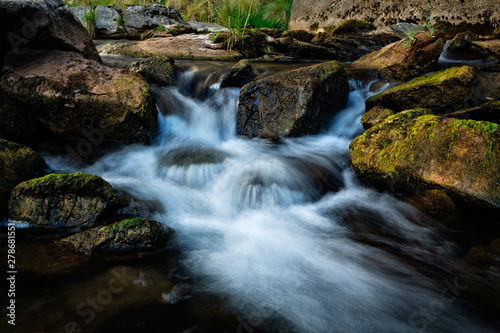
[8, 173, 123, 228]
[237, 61, 349, 140]
[128, 55, 177, 86]
[361, 106, 396, 130]
[289, 0, 500, 37]
[59, 218, 172, 254]
[220, 59, 255, 88]
[350, 112, 500, 209]
[0, 50, 156, 143]
[69, 5, 127, 38]
[123, 4, 185, 38]
[365, 66, 477, 113]
[0, 0, 100, 69]
[0, 139, 47, 218]
[354, 32, 446, 80]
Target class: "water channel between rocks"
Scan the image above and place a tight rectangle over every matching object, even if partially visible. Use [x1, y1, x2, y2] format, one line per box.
[11, 61, 499, 333]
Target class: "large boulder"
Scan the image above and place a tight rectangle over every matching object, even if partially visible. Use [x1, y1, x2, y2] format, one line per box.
[123, 5, 186, 39]
[237, 61, 349, 140]
[0, 0, 100, 69]
[365, 66, 500, 114]
[59, 218, 173, 254]
[354, 32, 446, 80]
[289, 0, 500, 37]
[349, 112, 500, 209]
[69, 5, 127, 39]
[8, 173, 124, 228]
[0, 50, 156, 143]
[0, 139, 47, 218]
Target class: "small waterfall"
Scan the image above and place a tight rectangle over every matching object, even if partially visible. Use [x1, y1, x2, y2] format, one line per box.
[45, 68, 497, 333]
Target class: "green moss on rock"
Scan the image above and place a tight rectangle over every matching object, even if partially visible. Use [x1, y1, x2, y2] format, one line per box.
[365, 66, 476, 113]
[350, 114, 500, 209]
[59, 218, 173, 254]
[332, 19, 375, 34]
[8, 173, 124, 228]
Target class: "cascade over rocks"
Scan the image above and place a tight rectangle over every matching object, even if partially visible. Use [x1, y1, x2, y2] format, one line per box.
[350, 111, 500, 210]
[0, 50, 156, 144]
[0, 0, 100, 70]
[8, 173, 125, 228]
[237, 61, 349, 140]
[0, 139, 47, 218]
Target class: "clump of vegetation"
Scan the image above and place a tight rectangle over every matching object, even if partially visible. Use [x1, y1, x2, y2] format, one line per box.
[331, 19, 375, 34]
[419, 0, 440, 38]
[400, 29, 417, 47]
[66, 0, 294, 30]
[83, 4, 97, 38]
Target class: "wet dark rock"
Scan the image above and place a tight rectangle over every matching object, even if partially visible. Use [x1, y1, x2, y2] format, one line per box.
[350, 111, 500, 209]
[281, 30, 315, 43]
[220, 59, 255, 88]
[446, 101, 500, 125]
[8, 173, 125, 228]
[59, 218, 173, 254]
[258, 28, 283, 38]
[128, 55, 177, 86]
[0, 139, 47, 218]
[404, 189, 461, 225]
[0, 0, 100, 69]
[0, 50, 156, 144]
[447, 31, 491, 60]
[237, 61, 349, 140]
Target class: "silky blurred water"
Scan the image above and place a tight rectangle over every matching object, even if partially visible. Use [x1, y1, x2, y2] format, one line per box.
[45, 70, 497, 333]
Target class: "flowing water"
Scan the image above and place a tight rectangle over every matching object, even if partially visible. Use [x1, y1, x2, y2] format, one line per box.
[44, 69, 499, 333]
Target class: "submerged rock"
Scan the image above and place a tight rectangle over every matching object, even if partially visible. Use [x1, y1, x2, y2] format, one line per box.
[0, 0, 100, 68]
[0, 139, 47, 218]
[0, 50, 156, 143]
[158, 146, 229, 167]
[237, 61, 349, 140]
[8, 173, 124, 228]
[354, 32, 445, 80]
[350, 112, 500, 209]
[59, 218, 173, 254]
[404, 189, 461, 225]
[365, 66, 477, 113]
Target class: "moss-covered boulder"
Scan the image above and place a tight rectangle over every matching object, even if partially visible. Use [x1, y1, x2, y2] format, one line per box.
[350, 112, 500, 209]
[8, 173, 125, 228]
[58, 218, 173, 254]
[281, 30, 315, 43]
[237, 61, 349, 140]
[0, 139, 47, 218]
[361, 106, 396, 130]
[365, 66, 477, 113]
[354, 32, 446, 80]
[0, 50, 156, 144]
[128, 55, 177, 86]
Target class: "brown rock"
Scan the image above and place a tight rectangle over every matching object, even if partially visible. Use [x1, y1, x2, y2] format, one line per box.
[360, 106, 395, 130]
[354, 32, 446, 80]
[0, 50, 156, 144]
[405, 189, 460, 224]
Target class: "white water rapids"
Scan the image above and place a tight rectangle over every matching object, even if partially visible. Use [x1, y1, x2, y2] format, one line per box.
[45, 71, 497, 333]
